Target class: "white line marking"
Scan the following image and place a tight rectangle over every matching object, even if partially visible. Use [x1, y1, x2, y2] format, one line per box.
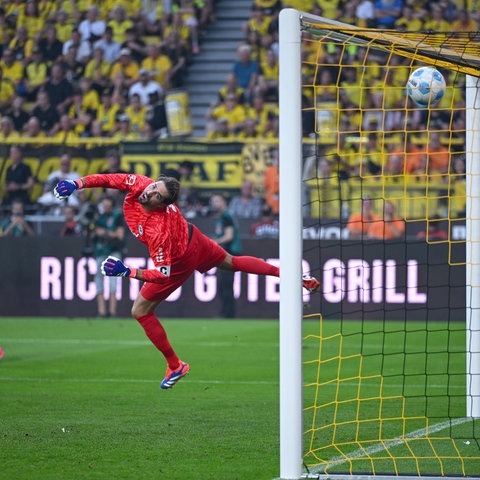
[1, 338, 277, 348]
[310, 417, 472, 474]
[0, 376, 277, 386]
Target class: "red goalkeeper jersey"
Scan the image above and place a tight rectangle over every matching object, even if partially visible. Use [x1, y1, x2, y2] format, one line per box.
[81, 173, 189, 278]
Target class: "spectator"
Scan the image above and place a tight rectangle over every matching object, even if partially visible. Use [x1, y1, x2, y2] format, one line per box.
[207, 93, 247, 136]
[138, 0, 163, 36]
[238, 117, 260, 138]
[99, 149, 128, 176]
[96, 89, 122, 136]
[451, 9, 478, 32]
[216, 73, 245, 106]
[38, 24, 63, 68]
[258, 48, 278, 102]
[0, 116, 21, 142]
[232, 43, 260, 102]
[51, 114, 80, 143]
[163, 11, 192, 50]
[427, 131, 450, 174]
[110, 48, 140, 89]
[141, 43, 172, 92]
[124, 92, 148, 136]
[243, 5, 271, 38]
[78, 6, 106, 45]
[395, 5, 423, 31]
[85, 47, 111, 93]
[369, 200, 405, 240]
[356, 0, 376, 27]
[61, 44, 85, 84]
[174, 0, 201, 54]
[211, 192, 242, 318]
[70, 76, 100, 136]
[23, 46, 48, 101]
[0, 66, 15, 113]
[16, 1, 44, 41]
[251, 204, 279, 238]
[0, 199, 35, 237]
[59, 205, 83, 237]
[437, 0, 458, 23]
[129, 68, 163, 106]
[93, 26, 121, 65]
[417, 215, 448, 241]
[43, 62, 74, 115]
[37, 153, 85, 214]
[374, 0, 403, 29]
[93, 196, 126, 318]
[55, 10, 74, 43]
[8, 25, 34, 62]
[423, 6, 451, 31]
[3, 145, 34, 207]
[264, 147, 279, 215]
[112, 113, 140, 140]
[62, 28, 92, 65]
[261, 110, 279, 138]
[7, 96, 29, 132]
[163, 30, 188, 89]
[206, 117, 237, 140]
[347, 196, 381, 239]
[120, 27, 147, 65]
[107, 6, 134, 44]
[228, 180, 263, 219]
[0, 48, 23, 90]
[22, 116, 46, 140]
[245, 93, 277, 134]
[31, 90, 60, 135]
[145, 90, 169, 138]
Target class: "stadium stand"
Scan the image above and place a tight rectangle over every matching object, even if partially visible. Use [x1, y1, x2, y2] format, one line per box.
[0, 0, 476, 233]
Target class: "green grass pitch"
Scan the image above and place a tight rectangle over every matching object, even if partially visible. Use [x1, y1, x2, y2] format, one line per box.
[1, 317, 480, 479]
[0, 317, 280, 480]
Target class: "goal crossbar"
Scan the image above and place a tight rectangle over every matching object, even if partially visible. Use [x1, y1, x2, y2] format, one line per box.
[300, 17, 480, 77]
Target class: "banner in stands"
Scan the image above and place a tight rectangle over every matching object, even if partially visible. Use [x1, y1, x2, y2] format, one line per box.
[122, 141, 244, 192]
[0, 144, 112, 201]
[0, 237, 465, 321]
[0, 141, 249, 202]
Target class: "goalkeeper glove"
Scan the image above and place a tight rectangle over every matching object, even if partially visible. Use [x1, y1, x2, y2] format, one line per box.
[54, 179, 80, 199]
[101, 256, 137, 278]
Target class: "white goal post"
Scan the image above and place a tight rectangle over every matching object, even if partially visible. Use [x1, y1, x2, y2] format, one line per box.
[278, 7, 480, 480]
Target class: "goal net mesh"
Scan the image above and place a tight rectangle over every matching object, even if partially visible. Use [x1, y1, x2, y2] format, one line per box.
[300, 21, 480, 477]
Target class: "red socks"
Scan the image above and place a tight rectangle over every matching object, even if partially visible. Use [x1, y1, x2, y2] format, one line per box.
[136, 312, 180, 370]
[231, 256, 279, 277]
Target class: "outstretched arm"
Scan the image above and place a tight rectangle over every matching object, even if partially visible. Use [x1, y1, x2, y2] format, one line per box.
[101, 256, 168, 284]
[54, 174, 151, 199]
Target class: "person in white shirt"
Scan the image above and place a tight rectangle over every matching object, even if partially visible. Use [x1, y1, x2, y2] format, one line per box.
[62, 28, 92, 64]
[37, 154, 85, 214]
[78, 6, 106, 44]
[93, 26, 121, 64]
[128, 69, 163, 106]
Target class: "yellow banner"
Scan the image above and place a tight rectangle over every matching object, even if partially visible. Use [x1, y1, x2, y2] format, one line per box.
[122, 141, 244, 189]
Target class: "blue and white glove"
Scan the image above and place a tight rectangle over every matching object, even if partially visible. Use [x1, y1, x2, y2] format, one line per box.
[101, 256, 136, 278]
[54, 179, 79, 199]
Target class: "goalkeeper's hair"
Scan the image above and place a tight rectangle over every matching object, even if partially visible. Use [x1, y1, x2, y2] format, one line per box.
[156, 175, 180, 206]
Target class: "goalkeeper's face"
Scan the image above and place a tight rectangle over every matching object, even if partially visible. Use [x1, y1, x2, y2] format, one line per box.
[138, 181, 169, 210]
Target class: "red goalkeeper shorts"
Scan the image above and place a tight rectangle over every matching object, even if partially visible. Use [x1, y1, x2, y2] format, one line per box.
[139, 224, 227, 303]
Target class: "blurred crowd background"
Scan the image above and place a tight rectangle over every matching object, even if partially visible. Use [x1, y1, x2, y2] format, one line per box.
[0, 0, 477, 239]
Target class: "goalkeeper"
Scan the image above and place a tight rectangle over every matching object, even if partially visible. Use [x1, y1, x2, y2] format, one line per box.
[54, 174, 320, 389]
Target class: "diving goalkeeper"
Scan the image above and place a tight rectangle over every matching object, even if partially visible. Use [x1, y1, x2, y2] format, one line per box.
[54, 174, 320, 389]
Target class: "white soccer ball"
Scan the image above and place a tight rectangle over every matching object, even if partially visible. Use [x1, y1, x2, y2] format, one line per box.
[407, 67, 446, 107]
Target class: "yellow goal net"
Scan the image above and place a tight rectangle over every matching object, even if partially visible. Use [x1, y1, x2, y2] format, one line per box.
[278, 8, 480, 479]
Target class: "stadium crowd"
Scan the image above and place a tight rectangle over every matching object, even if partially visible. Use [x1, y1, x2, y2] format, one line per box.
[0, 0, 476, 235]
